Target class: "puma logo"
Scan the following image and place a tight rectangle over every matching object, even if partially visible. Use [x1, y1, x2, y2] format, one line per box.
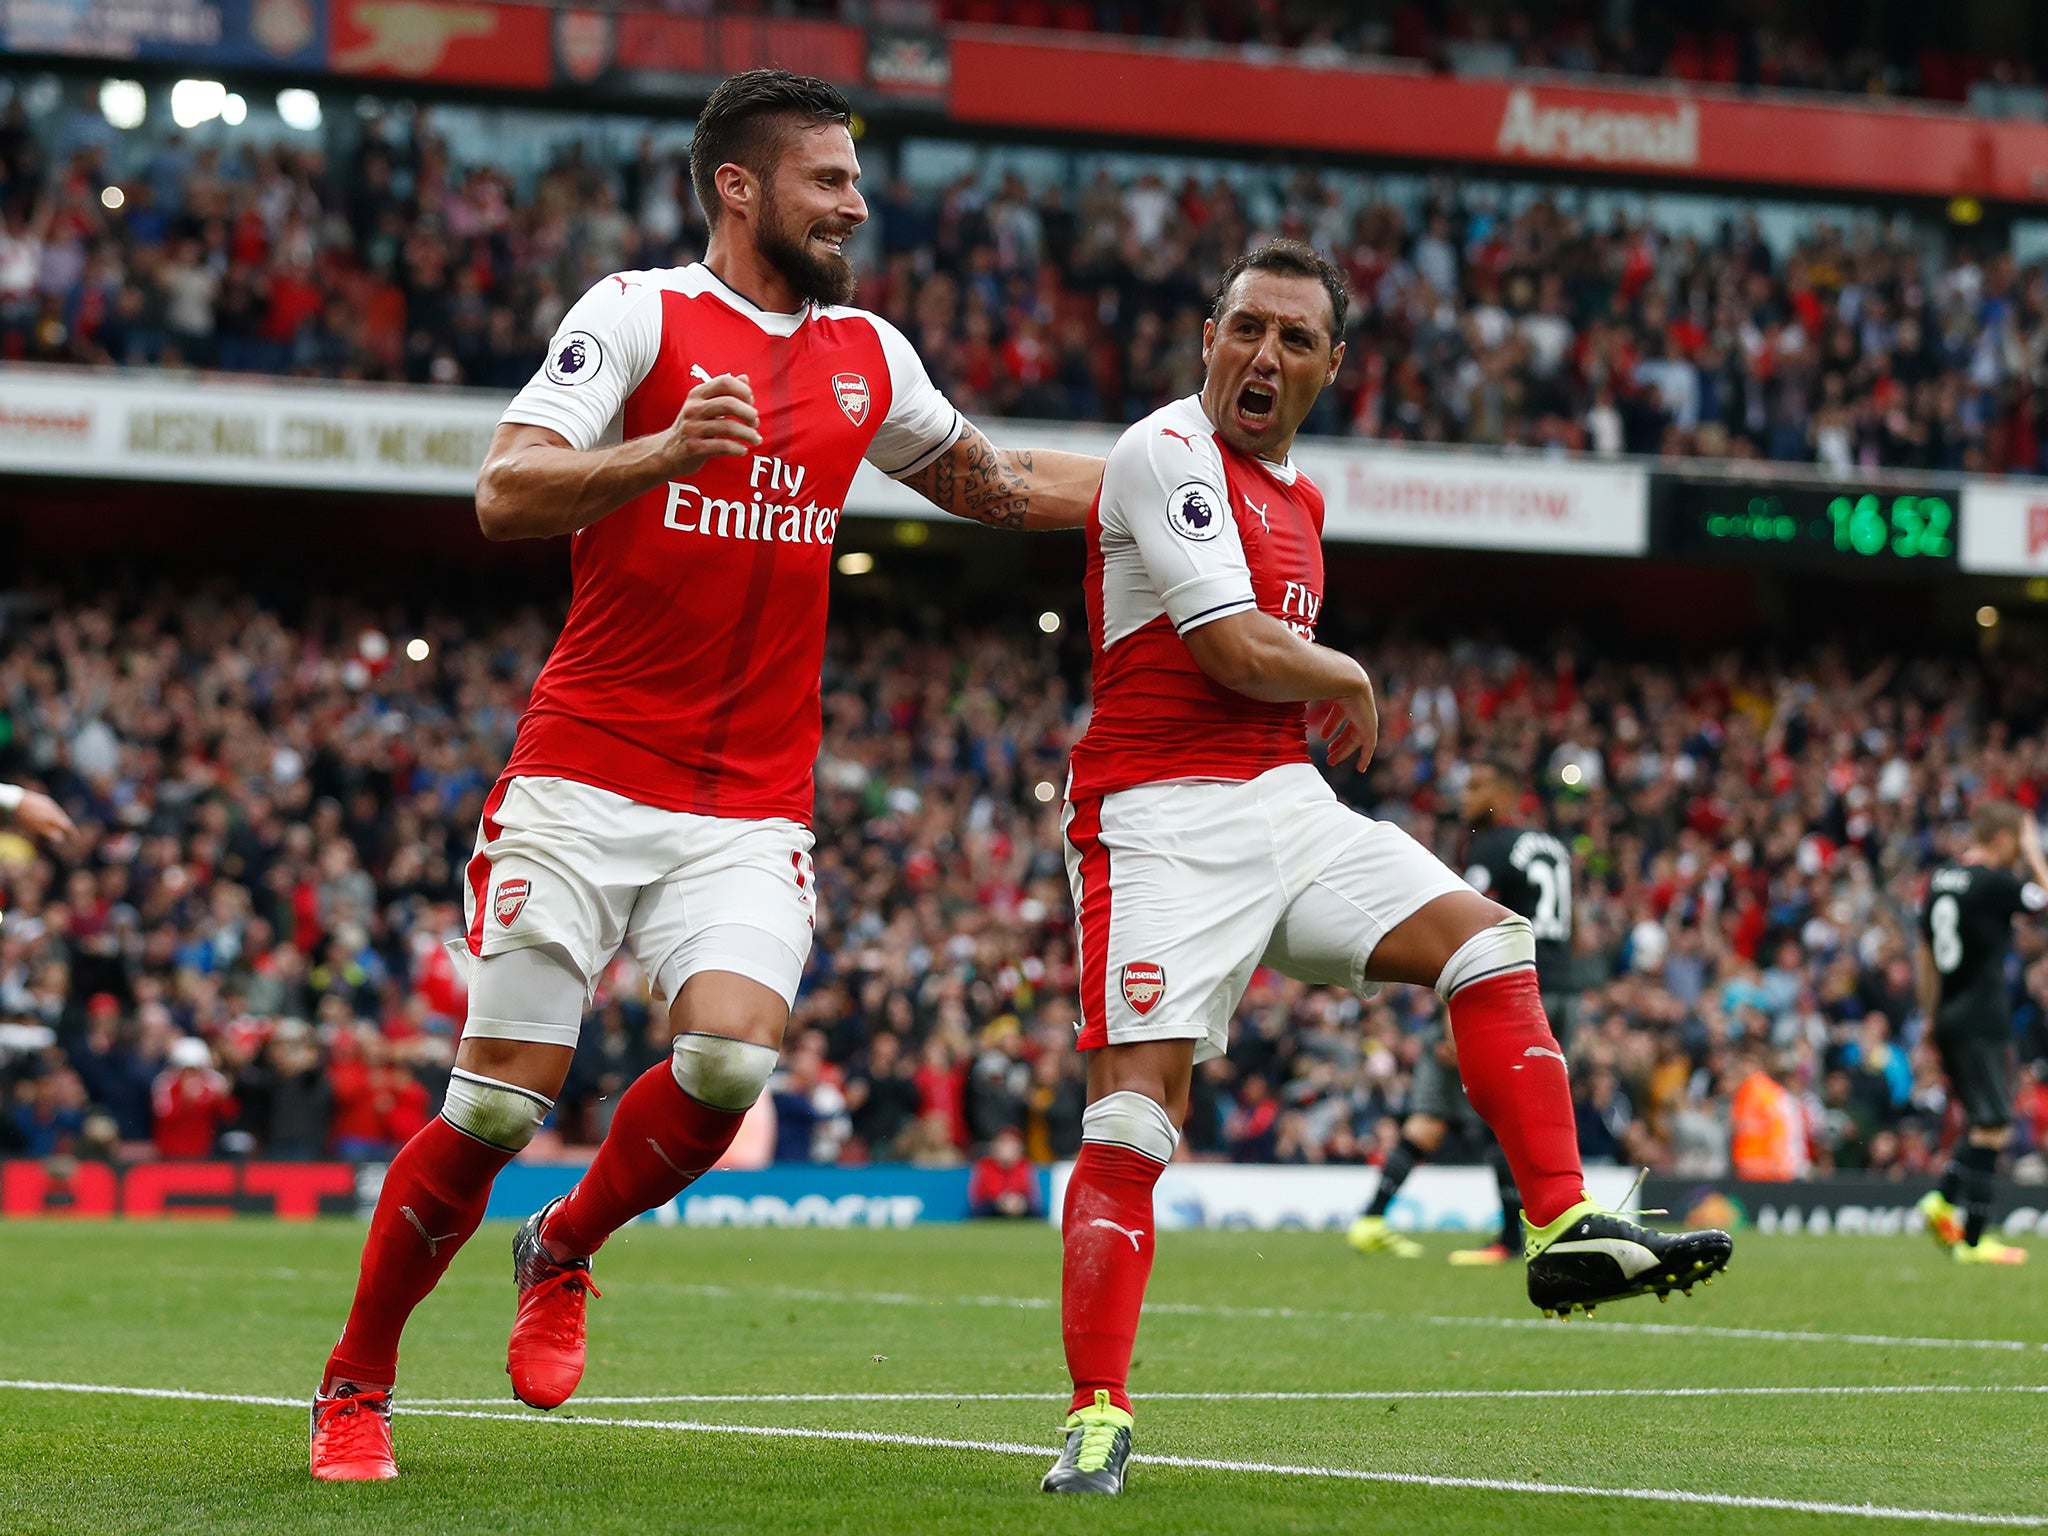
[1523, 1046, 1568, 1065]
[401, 1205, 460, 1258]
[1089, 1217, 1146, 1251]
[690, 364, 713, 386]
[1160, 427, 1198, 449]
[1245, 497, 1270, 531]
[646, 1138, 708, 1182]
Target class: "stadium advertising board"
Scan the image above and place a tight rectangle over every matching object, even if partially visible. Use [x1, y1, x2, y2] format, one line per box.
[1653, 474, 1961, 572]
[1, 1159, 363, 1218]
[1959, 480, 2048, 576]
[0, 368, 498, 496]
[327, 0, 549, 88]
[0, 1158, 1028, 1224]
[1302, 445, 1648, 556]
[486, 1163, 1005, 1227]
[0, 370, 1653, 556]
[945, 33, 2048, 203]
[1645, 1175, 2048, 1239]
[0, 0, 325, 67]
[552, 12, 866, 92]
[1047, 1162, 1642, 1233]
[866, 30, 949, 101]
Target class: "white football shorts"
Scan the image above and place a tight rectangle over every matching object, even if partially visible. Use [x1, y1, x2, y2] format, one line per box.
[460, 774, 815, 1047]
[1064, 762, 1466, 1062]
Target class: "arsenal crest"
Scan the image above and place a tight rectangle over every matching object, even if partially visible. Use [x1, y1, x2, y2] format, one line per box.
[1121, 961, 1165, 1015]
[555, 9, 612, 83]
[494, 878, 531, 928]
[832, 372, 870, 426]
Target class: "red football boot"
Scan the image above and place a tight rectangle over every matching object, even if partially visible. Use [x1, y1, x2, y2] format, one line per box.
[507, 1198, 602, 1409]
[309, 1384, 398, 1481]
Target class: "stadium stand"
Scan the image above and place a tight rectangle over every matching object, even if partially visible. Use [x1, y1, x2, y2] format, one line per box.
[3, 578, 2043, 1180]
[6, 93, 2048, 474]
[4, 27, 2048, 1191]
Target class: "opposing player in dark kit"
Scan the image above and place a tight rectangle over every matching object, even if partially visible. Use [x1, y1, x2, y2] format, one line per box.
[1916, 800, 2047, 1266]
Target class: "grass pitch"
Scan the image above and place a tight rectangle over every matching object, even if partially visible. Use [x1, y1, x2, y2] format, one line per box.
[5, 1219, 2044, 1533]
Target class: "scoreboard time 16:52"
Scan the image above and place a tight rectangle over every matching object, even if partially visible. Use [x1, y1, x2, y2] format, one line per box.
[1653, 478, 1958, 569]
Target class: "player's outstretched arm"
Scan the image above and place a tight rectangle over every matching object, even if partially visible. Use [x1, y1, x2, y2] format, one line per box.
[476, 375, 761, 541]
[1182, 611, 1378, 768]
[0, 783, 77, 848]
[894, 423, 1102, 532]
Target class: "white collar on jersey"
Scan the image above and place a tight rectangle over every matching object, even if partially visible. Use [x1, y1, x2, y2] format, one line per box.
[687, 262, 814, 337]
[1252, 452, 1301, 487]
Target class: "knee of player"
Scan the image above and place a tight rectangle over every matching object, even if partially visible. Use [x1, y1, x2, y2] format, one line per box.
[442, 1067, 554, 1152]
[1403, 1114, 1449, 1152]
[1081, 1089, 1181, 1165]
[670, 1032, 779, 1112]
[1434, 913, 1535, 1000]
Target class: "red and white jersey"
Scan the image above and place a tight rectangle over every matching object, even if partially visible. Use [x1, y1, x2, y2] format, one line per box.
[1067, 394, 1326, 799]
[498, 263, 964, 824]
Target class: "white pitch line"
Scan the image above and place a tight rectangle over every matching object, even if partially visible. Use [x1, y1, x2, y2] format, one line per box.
[661, 1280, 2048, 1354]
[404, 1384, 2048, 1406]
[5, 1379, 2044, 1527]
[18, 1380, 2044, 1410]
[0, 1380, 304, 1407]
[404, 1407, 2048, 1527]
[7, 1381, 2035, 1528]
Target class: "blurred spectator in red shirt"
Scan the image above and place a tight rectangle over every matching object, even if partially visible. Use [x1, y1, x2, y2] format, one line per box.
[326, 1028, 422, 1159]
[152, 1037, 237, 1158]
[969, 1127, 1044, 1218]
[915, 1036, 969, 1148]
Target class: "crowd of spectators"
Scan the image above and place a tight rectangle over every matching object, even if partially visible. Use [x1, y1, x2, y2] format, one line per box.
[2, 578, 2046, 1186]
[10, 92, 2048, 476]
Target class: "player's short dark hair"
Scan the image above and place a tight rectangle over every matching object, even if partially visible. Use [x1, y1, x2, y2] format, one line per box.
[689, 69, 852, 228]
[1971, 799, 2024, 845]
[1210, 239, 1350, 344]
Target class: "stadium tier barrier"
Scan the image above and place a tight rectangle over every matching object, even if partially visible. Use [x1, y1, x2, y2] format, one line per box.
[9, 1161, 2048, 1237]
[9, 364, 2048, 575]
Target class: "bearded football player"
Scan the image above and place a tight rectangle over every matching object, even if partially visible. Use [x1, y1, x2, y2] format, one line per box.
[308, 70, 1104, 1481]
[1042, 239, 1732, 1496]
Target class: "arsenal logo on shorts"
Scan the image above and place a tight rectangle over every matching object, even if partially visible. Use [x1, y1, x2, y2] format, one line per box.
[494, 878, 531, 928]
[1121, 961, 1165, 1015]
[832, 372, 870, 426]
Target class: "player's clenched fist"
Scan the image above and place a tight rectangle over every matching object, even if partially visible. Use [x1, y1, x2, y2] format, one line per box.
[1318, 680, 1378, 771]
[665, 373, 761, 477]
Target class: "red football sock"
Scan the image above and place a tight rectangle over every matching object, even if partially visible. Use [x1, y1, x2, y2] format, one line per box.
[1061, 1141, 1166, 1416]
[325, 1116, 512, 1390]
[541, 1059, 744, 1259]
[1446, 967, 1585, 1228]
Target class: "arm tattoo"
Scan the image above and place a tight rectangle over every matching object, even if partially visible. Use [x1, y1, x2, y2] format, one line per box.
[900, 425, 1034, 530]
